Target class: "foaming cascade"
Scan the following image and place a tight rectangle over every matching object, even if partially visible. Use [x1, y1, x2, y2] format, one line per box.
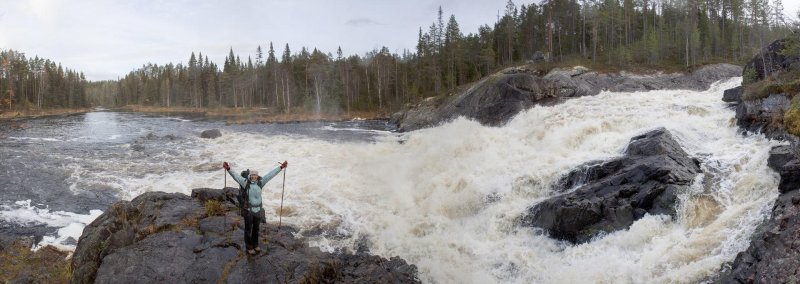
[171, 77, 775, 283]
[63, 77, 778, 283]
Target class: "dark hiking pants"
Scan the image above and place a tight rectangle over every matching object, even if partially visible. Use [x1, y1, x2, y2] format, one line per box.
[244, 209, 261, 250]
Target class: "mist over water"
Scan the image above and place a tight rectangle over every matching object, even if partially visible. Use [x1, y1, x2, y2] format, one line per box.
[0, 77, 781, 283]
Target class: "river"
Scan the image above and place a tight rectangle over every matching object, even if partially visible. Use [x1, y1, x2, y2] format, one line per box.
[0, 77, 782, 283]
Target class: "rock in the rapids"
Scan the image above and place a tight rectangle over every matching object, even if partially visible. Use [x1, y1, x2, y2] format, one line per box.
[391, 63, 741, 132]
[519, 128, 702, 243]
[200, 129, 222, 139]
[723, 86, 744, 103]
[70, 189, 419, 284]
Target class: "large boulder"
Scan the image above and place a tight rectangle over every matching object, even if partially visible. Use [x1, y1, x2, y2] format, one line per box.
[71, 189, 418, 284]
[200, 129, 222, 139]
[742, 38, 800, 85]
[519, 128, 702, 243]
[723, 86, 744, 103]
[735, 93, 792, 139]
[391, 64, 741, 132]
[389, 67, 565, 131]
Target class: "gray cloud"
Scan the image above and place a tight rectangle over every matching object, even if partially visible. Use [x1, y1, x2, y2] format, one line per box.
[346, 17, 380, 27]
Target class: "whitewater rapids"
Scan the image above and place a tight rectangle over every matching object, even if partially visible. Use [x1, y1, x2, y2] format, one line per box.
[179, 77, 776, 283]
[4, 77, 779, 283]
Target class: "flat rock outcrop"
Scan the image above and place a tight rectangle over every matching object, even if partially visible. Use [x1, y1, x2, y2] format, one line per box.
[70, 189, 418, 284]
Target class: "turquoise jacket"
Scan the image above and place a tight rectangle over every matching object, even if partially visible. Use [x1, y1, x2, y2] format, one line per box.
[228, 166, 282, 213]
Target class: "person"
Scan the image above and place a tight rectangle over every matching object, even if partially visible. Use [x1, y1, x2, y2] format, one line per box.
[223, 160, 288, 255]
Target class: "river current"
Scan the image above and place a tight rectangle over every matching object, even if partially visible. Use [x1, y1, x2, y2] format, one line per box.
[0, 77, 782, 283]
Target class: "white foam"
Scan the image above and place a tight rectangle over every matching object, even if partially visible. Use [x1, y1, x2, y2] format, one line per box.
[167, 117, 192, 122]
[8, 136, 61, 142]
[320, 125, 393, 134]
[0, 200, 103, 251]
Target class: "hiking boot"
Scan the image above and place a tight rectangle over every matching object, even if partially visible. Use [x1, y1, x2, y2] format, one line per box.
[247, 249, 256, 255]
[255, 247, 262, 253]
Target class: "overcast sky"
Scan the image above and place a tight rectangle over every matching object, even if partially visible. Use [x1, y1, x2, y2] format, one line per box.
[1, 0, 798, 81]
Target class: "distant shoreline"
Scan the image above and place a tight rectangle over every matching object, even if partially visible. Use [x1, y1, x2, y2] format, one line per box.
[0, 108, 93, 121]
[0, 105, 389, 124]
[112, 105, 390, 124]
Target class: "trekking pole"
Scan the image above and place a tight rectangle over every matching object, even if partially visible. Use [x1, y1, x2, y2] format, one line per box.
[278, 163, 287, 231]
[223, 168, 227, 231]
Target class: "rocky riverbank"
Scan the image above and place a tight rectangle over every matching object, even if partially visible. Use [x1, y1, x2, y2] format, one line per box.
[718, 37, 800, 282]
[390, 63, 742, 132]
[69, 188, 419, 284]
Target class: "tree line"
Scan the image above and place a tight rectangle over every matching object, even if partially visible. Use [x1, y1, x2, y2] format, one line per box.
[0, 49, 89, 111]
[4, 0, 796, 114]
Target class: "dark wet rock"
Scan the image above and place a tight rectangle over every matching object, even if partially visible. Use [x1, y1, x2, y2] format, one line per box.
[200, 129, 222, 139]
[191, 187, 230, 202]
[197, 216, 230, 235]
[742, 38, 800, 85]
[723, 86, 744, 103]
[93, 230, 238, 284]
[71, 189, 419, 284]
[735, 94, 792, 139]
[391, 64, 741, 132]
[62, 237, 78, 246]
[519, 128, 702, 243]
[767, 145, 800, 194]
[130, 143, 145, 152]
[141, 132, 181, 141]
[0, 221, 57, 250]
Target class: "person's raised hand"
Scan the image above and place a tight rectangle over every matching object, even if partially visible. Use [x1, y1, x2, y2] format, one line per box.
[280, 160, 288, 169]
[223, 161, 230, 170]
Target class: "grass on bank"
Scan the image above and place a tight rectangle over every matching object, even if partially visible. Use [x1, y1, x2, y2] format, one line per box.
[0, 108, 92, 120]
[742, 68, 800, 101]
[0, 241, 71, 283]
